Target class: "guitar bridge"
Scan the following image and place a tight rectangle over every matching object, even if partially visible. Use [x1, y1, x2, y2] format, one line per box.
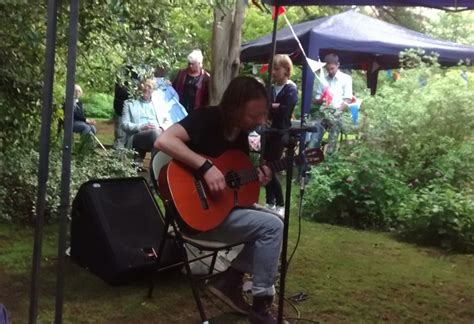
[194, 178, 209, 210]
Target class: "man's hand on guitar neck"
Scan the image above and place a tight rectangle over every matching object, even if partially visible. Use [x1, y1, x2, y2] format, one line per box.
[257, 165, 273, 186]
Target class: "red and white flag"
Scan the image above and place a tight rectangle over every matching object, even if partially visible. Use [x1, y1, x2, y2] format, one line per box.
[272, 6, 286, 20]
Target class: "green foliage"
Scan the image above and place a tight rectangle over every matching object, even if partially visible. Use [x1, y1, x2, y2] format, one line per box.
[304, 146, 409, 229]
[80, 92, 114, 119]
[0, 3, 48, 145]
[396, 182, 474, 253]
[362, 7, 426, 33]
[426, 11, 474, 46]
[303, 52, 474, 252]
[0, 144, 136, 224]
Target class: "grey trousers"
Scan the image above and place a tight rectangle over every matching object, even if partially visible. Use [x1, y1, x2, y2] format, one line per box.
[132, 129, 159, 159]
[196, 208, 283, 297]
[113, 114, 126, 149]
[308, 117, 342, 154]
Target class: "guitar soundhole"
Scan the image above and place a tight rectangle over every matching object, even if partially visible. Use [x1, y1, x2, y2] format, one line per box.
[226, 171, 241, 189]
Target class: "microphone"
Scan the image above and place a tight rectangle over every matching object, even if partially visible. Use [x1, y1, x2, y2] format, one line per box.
[255, 126, 319, 135]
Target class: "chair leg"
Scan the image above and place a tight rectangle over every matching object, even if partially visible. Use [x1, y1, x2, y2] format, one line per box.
[208, 252, 218, 276]
[178, 241, 208, 323]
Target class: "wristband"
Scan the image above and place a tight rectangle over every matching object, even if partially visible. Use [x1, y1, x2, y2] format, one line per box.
[195, 160, 213, 178]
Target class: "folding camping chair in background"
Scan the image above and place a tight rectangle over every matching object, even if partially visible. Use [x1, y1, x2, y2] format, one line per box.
[148, 152, 245, 323]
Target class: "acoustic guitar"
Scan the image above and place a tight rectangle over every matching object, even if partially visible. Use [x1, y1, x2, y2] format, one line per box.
[157, 148, 323, 232]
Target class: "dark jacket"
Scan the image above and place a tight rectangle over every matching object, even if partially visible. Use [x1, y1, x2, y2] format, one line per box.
[172, 69, 210, 112]
[269, 81, 298, 130]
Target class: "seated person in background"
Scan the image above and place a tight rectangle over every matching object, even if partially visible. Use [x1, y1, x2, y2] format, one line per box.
[122, 79, 163, 164]
[309, 53, 352, 154]
[71, 84, 96, 136]
[113, 66, 138, 149]
[152, 65, 188, 130]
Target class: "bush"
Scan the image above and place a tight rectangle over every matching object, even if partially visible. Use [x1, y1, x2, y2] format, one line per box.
[1, 142, 136, 224]
[395, 183, 474, 253]
[302, 53, 474, 252]
[81, 92, 114, 119]
[303, 146, 409, 229]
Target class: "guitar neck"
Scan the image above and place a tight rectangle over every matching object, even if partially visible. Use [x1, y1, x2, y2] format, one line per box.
[226, 156, 297, 187]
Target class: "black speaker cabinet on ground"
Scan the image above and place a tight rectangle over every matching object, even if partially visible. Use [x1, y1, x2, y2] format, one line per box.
[70, 177, 180, 284]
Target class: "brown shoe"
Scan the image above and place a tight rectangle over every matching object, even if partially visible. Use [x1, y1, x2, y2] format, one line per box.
[206, 267, 251, 315]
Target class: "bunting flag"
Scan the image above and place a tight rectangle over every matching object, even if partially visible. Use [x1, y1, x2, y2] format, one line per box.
[307, 58, 326, 74]
[280, 13, 325, 83]
[272, 6, 286, 20]
[259, 64, 269, 74]
[348, 97, 362, 126]
[320, 87, 333, 108]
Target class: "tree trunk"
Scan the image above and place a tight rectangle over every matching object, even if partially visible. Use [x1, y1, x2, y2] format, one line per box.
[210, 0, 246, 105]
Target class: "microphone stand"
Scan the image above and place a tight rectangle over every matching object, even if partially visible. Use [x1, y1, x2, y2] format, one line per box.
[277, 132, 298, 324]
[259, 126, 314, 323]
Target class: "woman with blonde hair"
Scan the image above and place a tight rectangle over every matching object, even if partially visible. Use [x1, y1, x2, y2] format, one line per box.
[264, 54, 298, 216]
[70, 84, 97, 136]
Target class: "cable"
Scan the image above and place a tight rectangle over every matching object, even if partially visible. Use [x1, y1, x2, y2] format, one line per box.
[286, 151, 307, 269]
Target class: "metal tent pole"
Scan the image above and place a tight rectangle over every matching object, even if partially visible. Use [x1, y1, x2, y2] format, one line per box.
[29, 0, 59, 322]
[266, 4, 289, 324]
[55, 0, 80, 322]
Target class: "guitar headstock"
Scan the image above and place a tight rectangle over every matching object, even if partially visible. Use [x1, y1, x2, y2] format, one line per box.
[303, 148, 324, 166]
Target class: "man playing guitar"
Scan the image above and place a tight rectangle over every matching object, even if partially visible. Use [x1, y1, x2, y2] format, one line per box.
[155, 76, 283, 324]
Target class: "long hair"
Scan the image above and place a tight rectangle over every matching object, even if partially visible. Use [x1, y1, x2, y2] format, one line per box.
[219, 76, 268, 135]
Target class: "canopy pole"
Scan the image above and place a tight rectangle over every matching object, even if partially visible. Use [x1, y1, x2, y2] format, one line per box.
[55, 0, 80, 322]
[29, 0, 59, 322]
[260, 3, 281, 163]
[367, 63, 379, 95]
[267, 6, 290, 323]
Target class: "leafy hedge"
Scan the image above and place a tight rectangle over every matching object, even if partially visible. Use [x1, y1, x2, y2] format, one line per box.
[303, 55, 474, 252]
[0, 141, 136, 224]
[80, 92, 114, 119]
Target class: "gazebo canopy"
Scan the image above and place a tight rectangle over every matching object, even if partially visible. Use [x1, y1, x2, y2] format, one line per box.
[241, 10, 474, 112]
[261, 0, 474, 10]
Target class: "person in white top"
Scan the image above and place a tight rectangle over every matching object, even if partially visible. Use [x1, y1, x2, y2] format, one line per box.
[309, 53, 352, 153]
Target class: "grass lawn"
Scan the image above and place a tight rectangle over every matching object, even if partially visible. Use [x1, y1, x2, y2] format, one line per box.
[94, 119, 115, 147]
[1, 218, 473, 323]
[2, 120, 472, 322]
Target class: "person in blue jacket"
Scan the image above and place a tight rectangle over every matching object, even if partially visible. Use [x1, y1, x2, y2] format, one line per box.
[264, 54, 298, 216]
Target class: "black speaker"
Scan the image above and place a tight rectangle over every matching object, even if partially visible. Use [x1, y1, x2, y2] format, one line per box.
[70, 177, 181, 284]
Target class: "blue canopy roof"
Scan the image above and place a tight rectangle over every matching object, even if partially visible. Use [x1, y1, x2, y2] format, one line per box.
[241, 11, 474, 68]
[262, 0, 474, 10]
[241, 10, 474, 113]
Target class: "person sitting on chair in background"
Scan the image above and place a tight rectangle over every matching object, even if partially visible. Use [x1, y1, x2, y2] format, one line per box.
[113, 65, 139, 149]
[264, 54, 298, 217]
[155, 76, 284, 324]
[122, 79, 163, 166]
[309, 53, 352, 154]
[172, 49, 210, 114]
[153, 65, 188, 130]
[70, 84, 96, 136]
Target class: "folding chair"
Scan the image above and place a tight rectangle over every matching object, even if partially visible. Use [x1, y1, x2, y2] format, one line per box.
[148, 151, 244, 323]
